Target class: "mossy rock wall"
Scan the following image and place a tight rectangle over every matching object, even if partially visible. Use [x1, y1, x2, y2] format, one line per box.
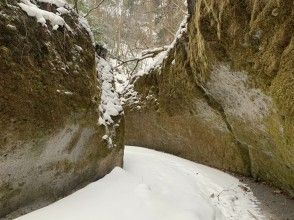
[0, 1, 124, 217]
[125, 0, 294, 195]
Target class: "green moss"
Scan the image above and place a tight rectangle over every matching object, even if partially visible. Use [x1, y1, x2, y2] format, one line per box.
[126, 0, 294, 196]
[0, 2, 124, 217]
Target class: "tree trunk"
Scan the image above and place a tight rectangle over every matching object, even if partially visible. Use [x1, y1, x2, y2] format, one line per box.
[187, 0, 196, 15]
[74, 0, 79, 13]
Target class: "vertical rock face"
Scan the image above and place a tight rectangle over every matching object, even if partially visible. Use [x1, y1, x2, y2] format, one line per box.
[125, 0, 294, 195]
[0, 0, 124, 217]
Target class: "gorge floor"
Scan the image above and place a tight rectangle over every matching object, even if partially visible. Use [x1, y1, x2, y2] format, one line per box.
[9, 146, 293, 220]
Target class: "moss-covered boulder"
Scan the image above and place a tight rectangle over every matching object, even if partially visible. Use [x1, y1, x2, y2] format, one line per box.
[125, 0, 294, 196]
[0, 1, 124, 217]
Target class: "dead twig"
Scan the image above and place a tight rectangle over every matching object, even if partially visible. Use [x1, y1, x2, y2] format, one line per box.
[114, 48, 167, 68]
[84, 0, 106, 18]
[141, 46, 167, 57]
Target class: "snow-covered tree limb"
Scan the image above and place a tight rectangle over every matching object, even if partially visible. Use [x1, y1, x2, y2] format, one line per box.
[114, 48, 166, 69]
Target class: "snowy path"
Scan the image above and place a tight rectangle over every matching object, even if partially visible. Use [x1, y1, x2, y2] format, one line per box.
[16, 146, 263, 220]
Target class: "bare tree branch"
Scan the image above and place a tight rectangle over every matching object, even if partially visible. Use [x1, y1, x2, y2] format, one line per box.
[170, 0, 188, 15]
[114, 49, 164, 69]
[73, 0, 79, 13]
[114, 57, 145, 68]
[141, 47, 168, 57]
[129, 59, 140, 76]
[84, 0, 106, 18]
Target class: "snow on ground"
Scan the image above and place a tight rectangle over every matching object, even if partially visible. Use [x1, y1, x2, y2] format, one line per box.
[15, 146, 263, 220]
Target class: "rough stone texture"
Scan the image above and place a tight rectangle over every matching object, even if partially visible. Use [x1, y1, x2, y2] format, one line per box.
[0, 1, 124, 217]
[125, 0, 294, 196]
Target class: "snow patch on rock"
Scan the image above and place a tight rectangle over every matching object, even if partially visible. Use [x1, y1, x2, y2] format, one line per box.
[56, 7, 69, 15]
[37, 0, 67, 8]
[56, 89, 74, 95]
[136, 15, 188, 77]
[120, 16, 188, 106]
[120, 84, 140, 106]
[207, 64, 272, 123]
[78, 16, 95, 44]
[18, 0, 71, 31]
[97, 57, 123, 148]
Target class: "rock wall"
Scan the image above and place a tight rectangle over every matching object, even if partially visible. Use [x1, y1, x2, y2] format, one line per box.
[125, 0, 294, 196]
[0, 0, 124, 217]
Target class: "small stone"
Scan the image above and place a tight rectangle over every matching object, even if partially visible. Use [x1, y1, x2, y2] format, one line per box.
[239, 185, 251, 192]
[6, 24, 17, 31]
[272, 8, 279, 17]
[274, 189, 282, 194]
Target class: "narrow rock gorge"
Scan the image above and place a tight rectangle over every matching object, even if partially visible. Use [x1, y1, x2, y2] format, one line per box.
[125, 0, 294, 196]
[0, 0, 293, 218]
